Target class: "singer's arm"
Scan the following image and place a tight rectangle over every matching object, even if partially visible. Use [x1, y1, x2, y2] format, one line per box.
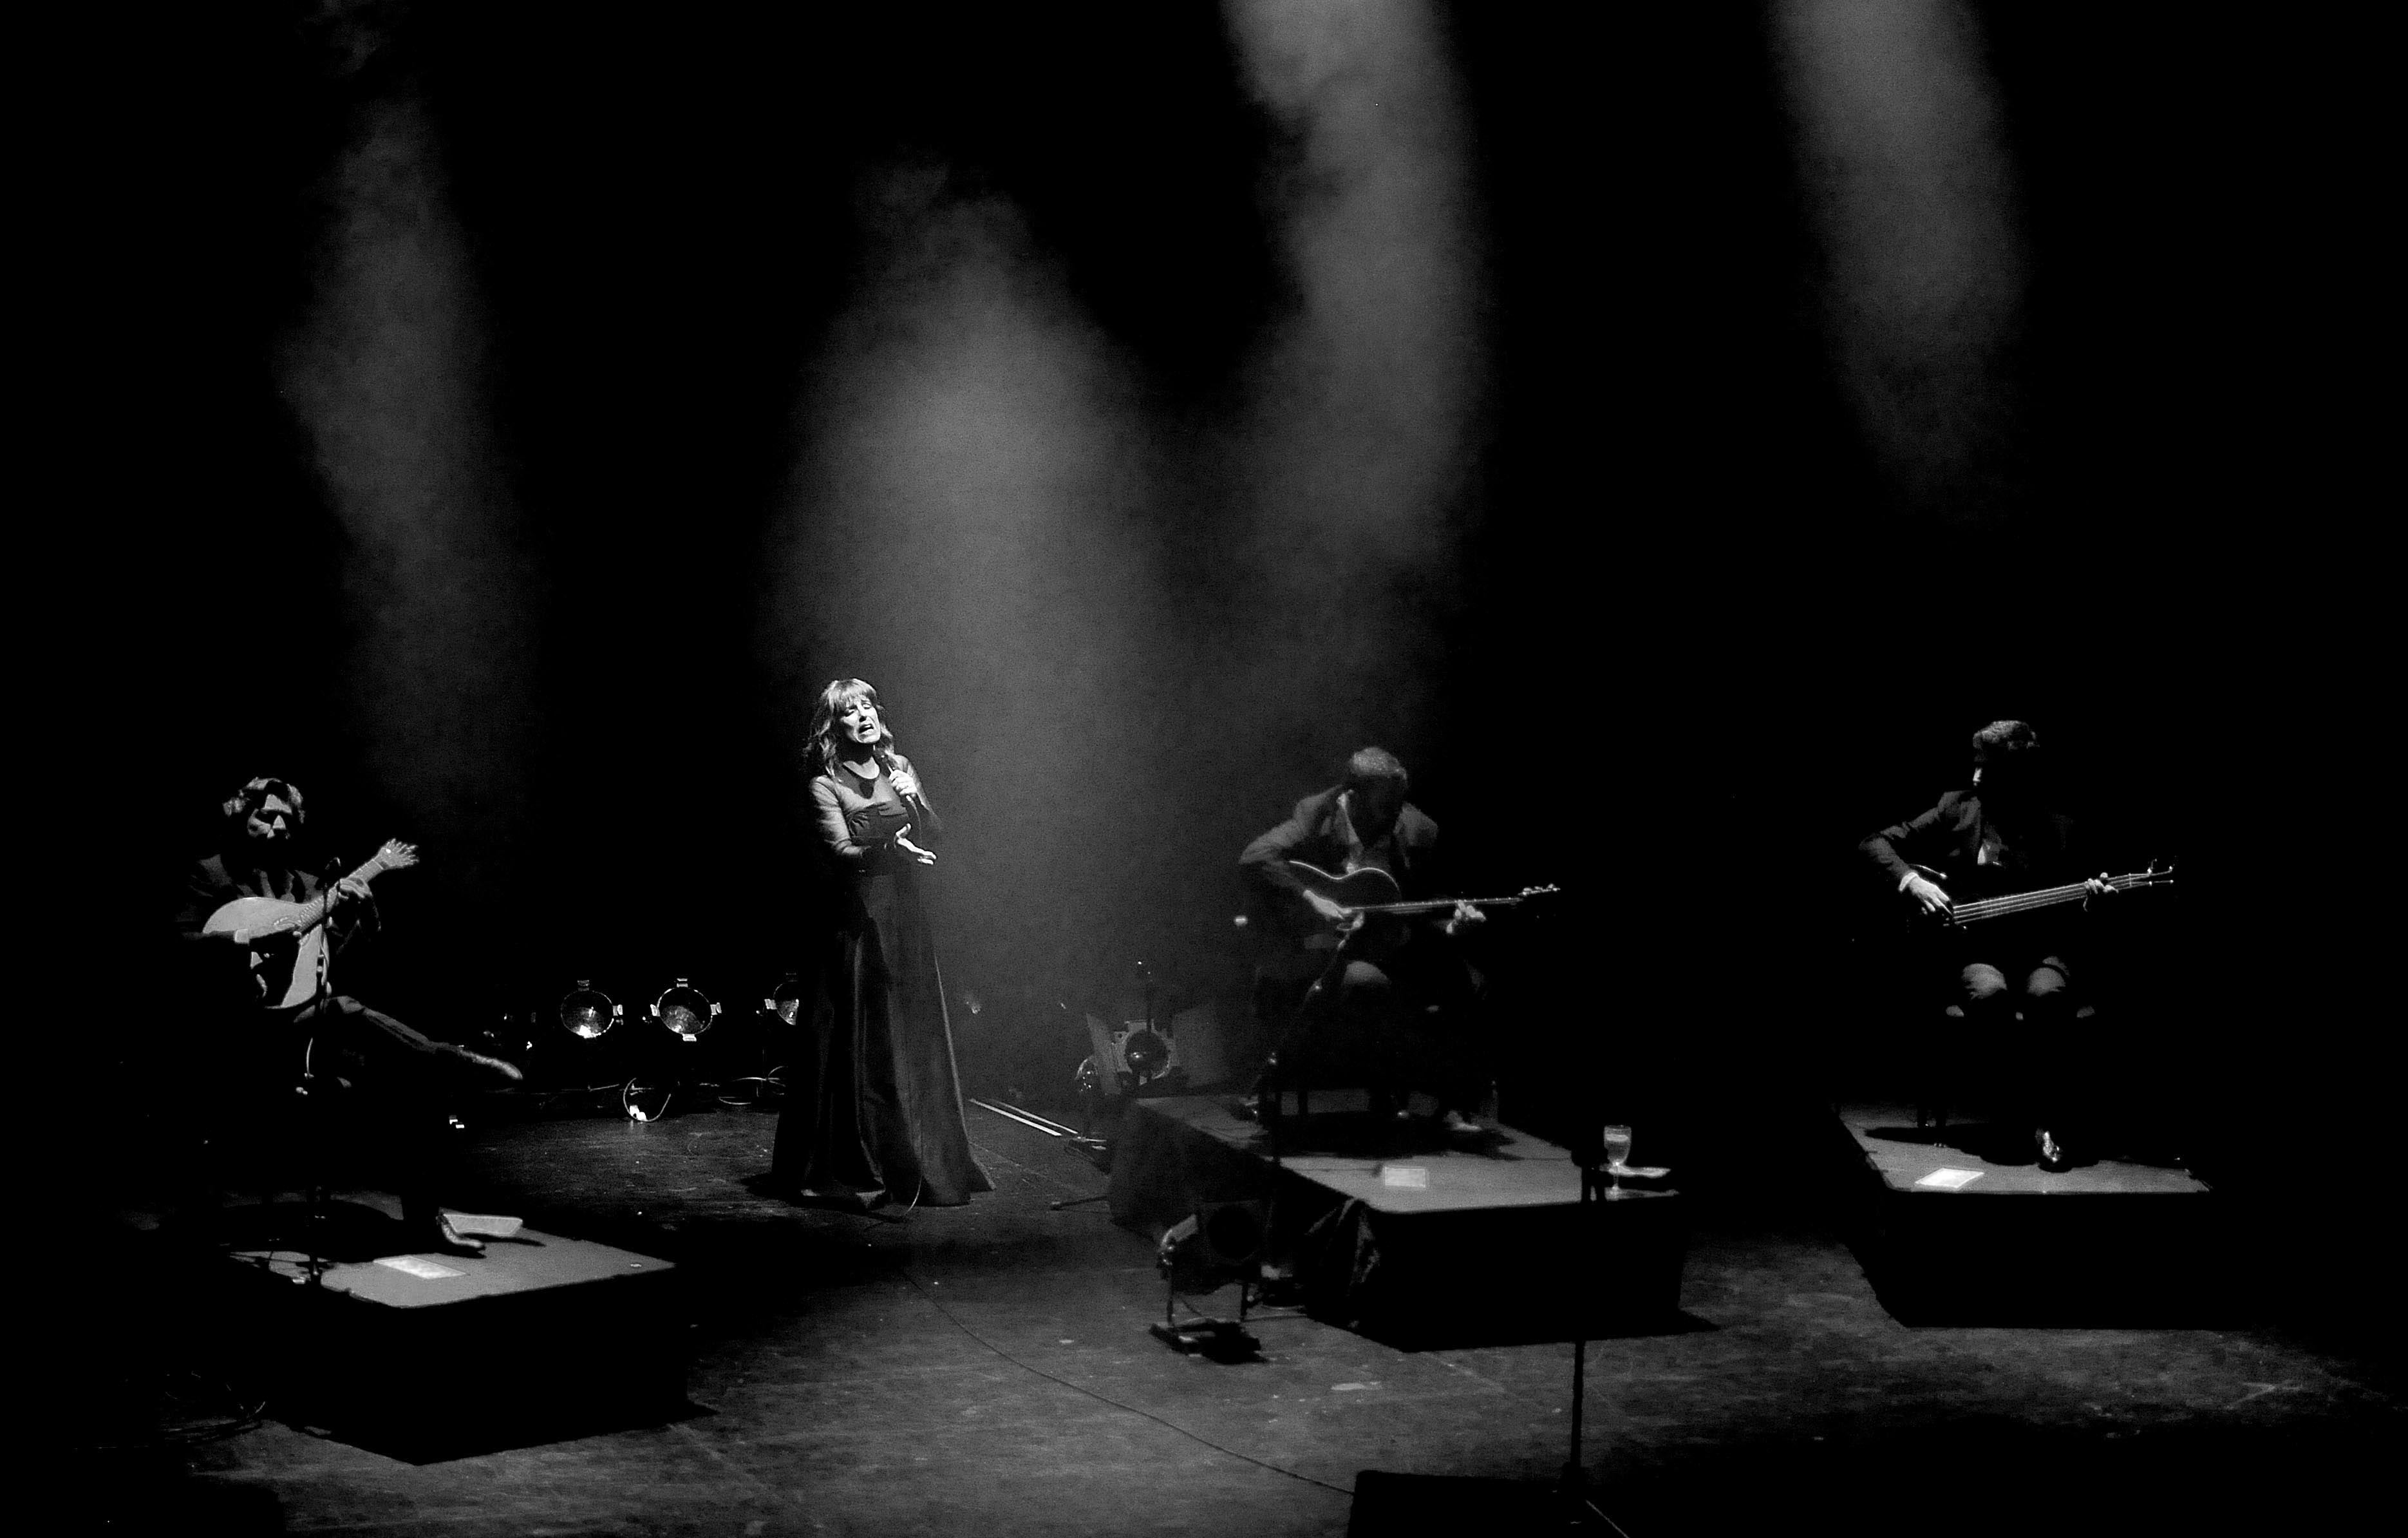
[811, 778, 910, 868]
[887, 754, 942, 839]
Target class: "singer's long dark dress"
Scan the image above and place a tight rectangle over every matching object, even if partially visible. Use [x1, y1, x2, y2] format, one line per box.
[771, 756, 992, 1208]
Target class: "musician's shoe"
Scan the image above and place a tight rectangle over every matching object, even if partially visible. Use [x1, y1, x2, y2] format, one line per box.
[420, 1213, 486, 1258]
[1438, 1110, 1488, 1146]
[442, 1211, 525, 1241]
[440, 1043, 524, 1085]
[1232, 1083, 1290, 1124]
[2034, 1128, 2071, 1173]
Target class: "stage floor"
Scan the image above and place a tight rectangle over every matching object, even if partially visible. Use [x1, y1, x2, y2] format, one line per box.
[1832, 1103, 2227, 1327]
[210, 1199, 684, 1459]
[1834, 1103, 2210, 1197]
[71, 1099, 2400, 1537]
[229, 1214, 675, 1302]
[1109, 1093, 1685, 1342]
[1115, 1090, 1663, 1214]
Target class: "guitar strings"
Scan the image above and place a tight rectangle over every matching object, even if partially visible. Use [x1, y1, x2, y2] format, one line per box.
[1949, 872, 2161, 923]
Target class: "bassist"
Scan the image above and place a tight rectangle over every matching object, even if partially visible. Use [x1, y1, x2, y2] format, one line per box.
[1859, 721, 2116, 1170]
[1239, 748, 1489, 1142]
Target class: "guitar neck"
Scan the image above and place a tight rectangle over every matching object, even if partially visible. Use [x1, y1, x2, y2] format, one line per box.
[1356, 895, 1525, 915]
[291, 852, 399, 933]
[1950, 871, 2148, 926]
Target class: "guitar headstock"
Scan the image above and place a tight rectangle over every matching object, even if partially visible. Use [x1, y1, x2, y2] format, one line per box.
[2118, 860, 2175, 890]
[1518, 884, 1561, 900]
[375, 839, 420, 871]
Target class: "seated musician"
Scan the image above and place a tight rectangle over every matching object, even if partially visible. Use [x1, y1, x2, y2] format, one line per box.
[1239, 747, 1488, 1143]
[1859, 721, 2116, 1172]
[171, 776, 520, 1256]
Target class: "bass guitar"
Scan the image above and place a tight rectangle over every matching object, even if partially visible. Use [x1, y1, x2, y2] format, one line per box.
[204, 839, 420, 1007]
[1905, 860, 2174, 931]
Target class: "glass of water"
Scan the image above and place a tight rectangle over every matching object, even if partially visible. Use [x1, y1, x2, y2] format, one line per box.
[1601, 1125, 1633, 1197]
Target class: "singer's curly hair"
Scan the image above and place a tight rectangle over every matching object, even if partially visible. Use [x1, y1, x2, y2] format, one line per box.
[807, 679, 898, 779]
[223, 775, 306, 830]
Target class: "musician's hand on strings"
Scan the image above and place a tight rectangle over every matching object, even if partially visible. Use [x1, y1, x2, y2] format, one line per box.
[334, 877, 373, 907]
[1305, 890, 1359, 930]
[1903, 872, 1953, 917]
[2083, 872, 2115, 909]
[894, 826, 937, 866]
[1443, 900, 1486, 937]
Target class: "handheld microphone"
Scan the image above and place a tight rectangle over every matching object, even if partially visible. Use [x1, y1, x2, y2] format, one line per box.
[876, 747, 926, 812]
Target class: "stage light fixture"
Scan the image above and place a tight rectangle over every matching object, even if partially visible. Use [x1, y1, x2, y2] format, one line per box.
[1158, 1201, 1265, 1294]
[1151, 1199, 1268, 1359]
[760, 972, 803, 1027]
[1122, 1029, 1169, 1082]
[560, 980, 621, 1040]
[1084, 1013, 1187, 1094]
[650, 979, 720, 1041]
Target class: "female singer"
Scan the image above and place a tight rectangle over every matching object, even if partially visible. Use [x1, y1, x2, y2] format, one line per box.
[771, 679, 992, 1208]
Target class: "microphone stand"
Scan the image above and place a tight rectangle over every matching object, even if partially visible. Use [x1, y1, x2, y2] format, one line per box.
[299, 855, 346, 1289]
[1557, 1114, 1624, 1530]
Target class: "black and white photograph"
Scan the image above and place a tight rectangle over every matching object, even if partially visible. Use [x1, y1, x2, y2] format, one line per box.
[35, 3, 2386, 1533]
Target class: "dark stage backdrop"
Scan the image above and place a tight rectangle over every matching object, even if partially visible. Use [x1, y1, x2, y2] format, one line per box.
[33, 6, 2373, 1195]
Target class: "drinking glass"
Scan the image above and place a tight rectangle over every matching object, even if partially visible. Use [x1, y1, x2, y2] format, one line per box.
[1601, 1125, 1633, 1198]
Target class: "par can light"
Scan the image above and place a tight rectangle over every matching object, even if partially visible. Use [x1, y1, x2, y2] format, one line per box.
[559, 980, 622, 1040]
[650, 978, 720, 1041]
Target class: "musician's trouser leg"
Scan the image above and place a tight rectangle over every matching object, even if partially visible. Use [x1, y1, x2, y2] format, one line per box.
[291, 996, 459, 1232]
[2020, 962, 2074, 1130]
[1337, 962, 1402, 1110]
[1959, 961, 2077, 1135]
[1953, 963, 2017, 1126]
[1406, 956, 1488, 1119]
[1427, 967, 1491, 1119]
[1959, 964, 2013, 1021]
[1340, 958, 1488, 1118]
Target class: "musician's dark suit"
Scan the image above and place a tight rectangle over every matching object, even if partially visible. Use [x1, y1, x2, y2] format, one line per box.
[1240, 788, 1481, 1116]
[1861, 786, 2102, 1152]
[1860, 787, 2082, 1010]
[173, 851, 482, 1244]
[1241, 788, 1441, 964]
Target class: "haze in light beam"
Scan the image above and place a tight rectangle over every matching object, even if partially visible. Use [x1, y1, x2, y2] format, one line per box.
[277, 73, 536, 892]
[1223, 0, 1489, 758]
[763, 171, 1162, 998]
[1770, 0, 2028, 524]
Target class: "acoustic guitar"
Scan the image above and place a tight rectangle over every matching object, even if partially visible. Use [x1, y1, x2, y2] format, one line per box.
[204, 839, 420, 1007]
[1277, 860, 1559, 951]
